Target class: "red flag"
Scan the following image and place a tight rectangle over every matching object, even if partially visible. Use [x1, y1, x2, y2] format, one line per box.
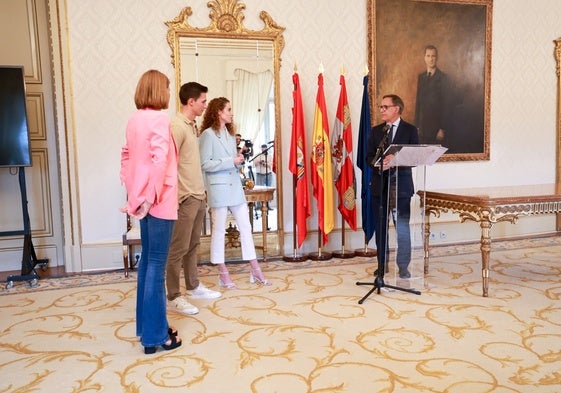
[331, 74, 357, 230]
[311, 73, 334, 244]
[289, 72, 310, 247]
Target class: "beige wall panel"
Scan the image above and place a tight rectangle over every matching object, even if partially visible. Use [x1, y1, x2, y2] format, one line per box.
[27, 149, 53, 237]
[0, 0, 42, 83]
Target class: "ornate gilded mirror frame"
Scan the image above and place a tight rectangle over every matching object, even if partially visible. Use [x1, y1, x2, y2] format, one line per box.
[555, 37, 561, 230]
[165, 0, 285, 258]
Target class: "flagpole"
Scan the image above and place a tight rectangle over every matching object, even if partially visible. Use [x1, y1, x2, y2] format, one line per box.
[355, 235, 377, 257]
[333, 219, 355, 258]
[332, 68, 355, 259]
[308, 231, 332, 261]
[309, 64, 332, 262]
[283, 175, 308, 262]
[355, 67, 377, 258]
[283, 67, 309, 262]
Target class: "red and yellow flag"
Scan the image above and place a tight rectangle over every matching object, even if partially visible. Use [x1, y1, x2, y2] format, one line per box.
[311, 73, 334, 244]
[331, 74, 357, 230]
[288, 72, 310, 248]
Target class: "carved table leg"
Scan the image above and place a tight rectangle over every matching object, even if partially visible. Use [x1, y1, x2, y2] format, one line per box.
[248, 202, 254, 232]
[423, 211, 431, 275]
[261, 204, 268, 262]
[479, 220, 492, 297]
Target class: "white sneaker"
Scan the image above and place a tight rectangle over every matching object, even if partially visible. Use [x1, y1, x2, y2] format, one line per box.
[167, 296, 199, 315]
[186, 283, 222, 299]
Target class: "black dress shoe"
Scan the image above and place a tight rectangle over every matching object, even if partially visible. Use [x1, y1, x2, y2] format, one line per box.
[398, 268, 411, 279]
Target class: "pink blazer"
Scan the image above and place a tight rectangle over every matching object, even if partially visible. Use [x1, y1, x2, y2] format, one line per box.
[120, 108, 178, 220]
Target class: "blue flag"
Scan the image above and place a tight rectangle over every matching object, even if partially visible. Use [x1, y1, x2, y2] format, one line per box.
[356, 76, 375, 243]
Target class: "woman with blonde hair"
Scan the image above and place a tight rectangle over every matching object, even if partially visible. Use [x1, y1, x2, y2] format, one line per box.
[199, 97, 271, 288]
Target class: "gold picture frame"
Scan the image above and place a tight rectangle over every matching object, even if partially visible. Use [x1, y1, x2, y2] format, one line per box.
[367, 0, 493, 161]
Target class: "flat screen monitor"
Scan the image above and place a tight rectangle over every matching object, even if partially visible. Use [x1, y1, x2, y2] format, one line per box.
[0, 66, 32, 167]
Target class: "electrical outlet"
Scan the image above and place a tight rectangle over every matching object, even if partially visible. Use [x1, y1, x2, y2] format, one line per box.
[440, 231, 447, 239]
[429, 232, 436, 241]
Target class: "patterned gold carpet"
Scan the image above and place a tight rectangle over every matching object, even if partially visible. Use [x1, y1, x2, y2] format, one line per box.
[1, 237, 561, 392]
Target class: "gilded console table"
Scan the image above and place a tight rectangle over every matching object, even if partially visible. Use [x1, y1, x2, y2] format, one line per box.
[419, 184, 561, 297]
[244, 186, 275, 261]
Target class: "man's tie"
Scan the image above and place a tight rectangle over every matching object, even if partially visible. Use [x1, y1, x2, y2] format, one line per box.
[387, 124, 393, 146]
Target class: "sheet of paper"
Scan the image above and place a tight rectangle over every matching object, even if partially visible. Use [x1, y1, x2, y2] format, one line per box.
[386, 144, 448, 167]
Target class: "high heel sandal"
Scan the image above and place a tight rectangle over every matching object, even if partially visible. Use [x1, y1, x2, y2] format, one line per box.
[144, 333, 182, 354]
[250, 268, 271, 286]
[139, 328, 177, 342]
[218, 272, 237, 289]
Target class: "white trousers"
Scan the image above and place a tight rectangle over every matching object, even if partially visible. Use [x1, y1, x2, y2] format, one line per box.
[210, 203, 257, 264]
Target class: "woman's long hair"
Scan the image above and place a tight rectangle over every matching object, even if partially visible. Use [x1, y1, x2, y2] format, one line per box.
[201, 97, 235, 136]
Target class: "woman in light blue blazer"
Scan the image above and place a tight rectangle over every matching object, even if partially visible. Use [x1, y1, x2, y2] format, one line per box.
[199, 97, 271, 288]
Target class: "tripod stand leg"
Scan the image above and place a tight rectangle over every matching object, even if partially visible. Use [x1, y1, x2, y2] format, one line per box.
[356, 272, 421, 304]
[357, 283, 379, 304]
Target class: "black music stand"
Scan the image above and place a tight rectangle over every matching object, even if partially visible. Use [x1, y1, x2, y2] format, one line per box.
[356, 144, 446, 304]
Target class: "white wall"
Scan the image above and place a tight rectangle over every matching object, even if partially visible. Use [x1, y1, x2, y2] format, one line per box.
[52, 0, 561, 270]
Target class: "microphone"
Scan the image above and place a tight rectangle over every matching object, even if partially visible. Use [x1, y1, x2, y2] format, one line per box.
[267, 140, 275, 144]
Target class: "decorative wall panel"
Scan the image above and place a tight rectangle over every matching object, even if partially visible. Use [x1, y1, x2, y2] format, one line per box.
[0, 0, 42, 83]
[26, 92, 46, 140]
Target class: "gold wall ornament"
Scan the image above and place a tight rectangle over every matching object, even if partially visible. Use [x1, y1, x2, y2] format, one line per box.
[165, 0, 285, 68]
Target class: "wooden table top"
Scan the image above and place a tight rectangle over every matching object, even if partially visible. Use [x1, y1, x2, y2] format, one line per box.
[420, 184, 561, 206]
[244, 186, 275, 202]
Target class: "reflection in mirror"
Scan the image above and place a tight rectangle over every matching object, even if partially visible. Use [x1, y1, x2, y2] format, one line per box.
[166, 1, 285, 257]
[180, 38, 275, 166]
[180, 39, 276, 233]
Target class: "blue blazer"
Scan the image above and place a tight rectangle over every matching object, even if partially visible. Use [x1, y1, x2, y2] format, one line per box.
[366, 119, 419, 198]
[199, 127, 246, 208]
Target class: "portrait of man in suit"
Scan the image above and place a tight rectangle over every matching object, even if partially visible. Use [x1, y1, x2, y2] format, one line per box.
[370, 0, 491, 161]
[414, 45, 452, 146]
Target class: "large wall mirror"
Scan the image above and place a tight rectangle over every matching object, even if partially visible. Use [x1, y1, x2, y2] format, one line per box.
[166, 0, 285, 259]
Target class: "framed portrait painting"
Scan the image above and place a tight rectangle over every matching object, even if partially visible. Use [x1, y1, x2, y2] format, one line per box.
[367, 0, 493, 161]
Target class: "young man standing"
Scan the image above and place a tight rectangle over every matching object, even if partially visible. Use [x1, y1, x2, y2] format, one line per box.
[166, 82, 221, 316]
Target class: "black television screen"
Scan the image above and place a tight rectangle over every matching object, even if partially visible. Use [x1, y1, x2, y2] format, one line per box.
[0, 66, 32, 167]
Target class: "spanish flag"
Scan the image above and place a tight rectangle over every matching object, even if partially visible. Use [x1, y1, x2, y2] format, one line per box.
[311, 73, 334, 244]
[288, 72, 310, 248]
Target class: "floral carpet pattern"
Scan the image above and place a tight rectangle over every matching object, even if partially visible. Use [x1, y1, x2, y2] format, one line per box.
[1, 237, 561, 392]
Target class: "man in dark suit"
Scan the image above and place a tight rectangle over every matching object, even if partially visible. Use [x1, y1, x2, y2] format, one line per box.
[366, 94, 419, 279]
[414, 45, 451, 146]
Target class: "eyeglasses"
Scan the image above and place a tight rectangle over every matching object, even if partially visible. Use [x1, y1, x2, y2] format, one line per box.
[379, 105, 397, 111]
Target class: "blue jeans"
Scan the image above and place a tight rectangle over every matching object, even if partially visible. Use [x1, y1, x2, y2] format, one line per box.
[137, 214, 174, 347]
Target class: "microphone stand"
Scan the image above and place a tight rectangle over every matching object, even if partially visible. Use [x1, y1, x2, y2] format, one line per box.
[356, 127, 420, 303]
